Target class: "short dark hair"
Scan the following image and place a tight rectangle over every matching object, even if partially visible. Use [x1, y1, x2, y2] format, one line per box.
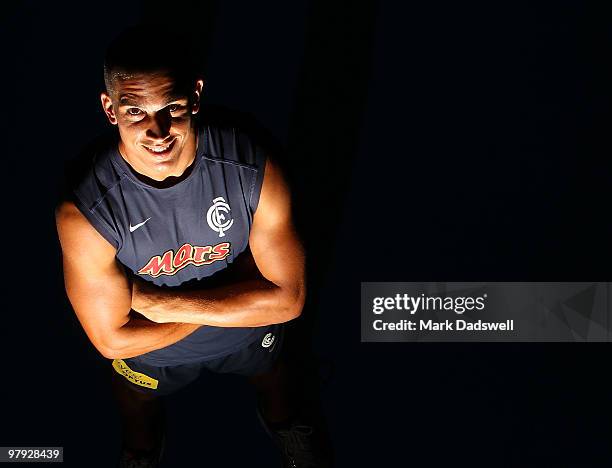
[103, 24, 199, 97]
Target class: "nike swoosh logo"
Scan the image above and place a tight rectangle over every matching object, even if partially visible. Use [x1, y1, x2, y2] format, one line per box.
[129, 217, 151, 232]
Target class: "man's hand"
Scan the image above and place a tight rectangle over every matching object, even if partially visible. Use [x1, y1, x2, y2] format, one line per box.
[131, 275, 172, 323]
[130, 248, 265, 324]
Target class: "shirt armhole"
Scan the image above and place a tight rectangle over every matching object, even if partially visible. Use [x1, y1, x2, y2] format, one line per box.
[249, 150, 267, 214]
[72, 194, 121, 250]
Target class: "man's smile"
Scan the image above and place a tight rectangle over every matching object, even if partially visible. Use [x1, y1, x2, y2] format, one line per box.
[141, 138, 177, 156]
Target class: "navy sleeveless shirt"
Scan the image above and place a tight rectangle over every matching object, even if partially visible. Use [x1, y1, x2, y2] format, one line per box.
[69, 123, 273, 366]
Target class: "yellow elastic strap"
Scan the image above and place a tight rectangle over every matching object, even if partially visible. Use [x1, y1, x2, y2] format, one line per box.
[112, 359, 159, 390]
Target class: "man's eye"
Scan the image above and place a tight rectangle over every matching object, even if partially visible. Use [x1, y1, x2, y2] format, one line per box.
[168, 104, 181, 113]
[127, 108, 142, 116]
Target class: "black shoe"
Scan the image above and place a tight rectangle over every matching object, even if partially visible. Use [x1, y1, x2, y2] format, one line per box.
[257, 405, 333, 468]
[118, 433, 165, 468]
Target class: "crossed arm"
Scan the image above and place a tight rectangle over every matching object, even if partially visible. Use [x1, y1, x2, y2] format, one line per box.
[130, 158, 306, 327]
[55, 158, 305, 359]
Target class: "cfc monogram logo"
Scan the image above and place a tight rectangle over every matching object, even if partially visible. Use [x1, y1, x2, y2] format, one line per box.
[207, 197, 234, 237]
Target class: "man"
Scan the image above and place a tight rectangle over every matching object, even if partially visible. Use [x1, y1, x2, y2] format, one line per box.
[55, 25, 330, 467]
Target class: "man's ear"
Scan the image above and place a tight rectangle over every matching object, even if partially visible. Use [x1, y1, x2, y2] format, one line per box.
[100, 92, 118, 125]
[191, 79, 205, 115]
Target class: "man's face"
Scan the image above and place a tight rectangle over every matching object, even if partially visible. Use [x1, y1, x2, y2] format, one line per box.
[100, 72, 203, 180]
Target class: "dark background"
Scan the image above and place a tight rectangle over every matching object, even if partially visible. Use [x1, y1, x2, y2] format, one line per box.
[2, 0, 611, 466]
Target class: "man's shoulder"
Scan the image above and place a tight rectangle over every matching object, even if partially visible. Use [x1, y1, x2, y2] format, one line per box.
[202, 121, 266, 170]
[56, 130, 123, 249]
[56, 129, 123, 215]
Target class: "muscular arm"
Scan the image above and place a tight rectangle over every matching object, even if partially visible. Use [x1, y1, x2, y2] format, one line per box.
[55, 201, 202, 359]
[131, 157, 306, 327]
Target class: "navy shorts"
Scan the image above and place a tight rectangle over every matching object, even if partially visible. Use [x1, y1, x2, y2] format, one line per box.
[111, 324, 284, 397]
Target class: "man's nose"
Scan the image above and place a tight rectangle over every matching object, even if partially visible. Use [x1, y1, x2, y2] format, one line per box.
[146, 110, 172, 140]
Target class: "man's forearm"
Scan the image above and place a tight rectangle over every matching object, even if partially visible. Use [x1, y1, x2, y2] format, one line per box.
[106, 314, 202, 360]
[132, 277, 303, 327]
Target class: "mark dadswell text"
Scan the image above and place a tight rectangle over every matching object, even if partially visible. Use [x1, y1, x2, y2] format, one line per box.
[372, 319, 515, 332]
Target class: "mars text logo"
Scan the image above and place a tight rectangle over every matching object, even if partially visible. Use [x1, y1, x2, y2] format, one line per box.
[138, 242, 231, 277]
